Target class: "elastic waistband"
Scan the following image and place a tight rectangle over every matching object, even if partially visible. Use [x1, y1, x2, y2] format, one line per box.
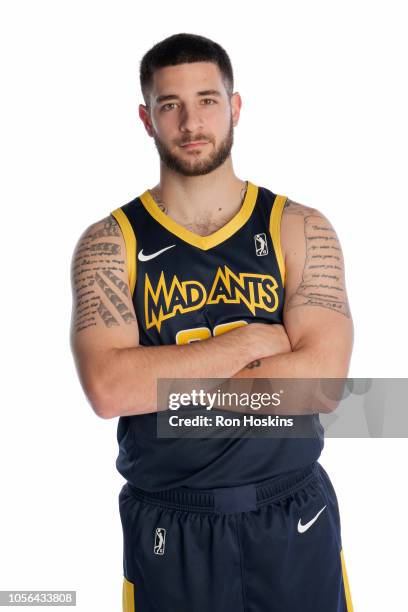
[126, 461, 320, 514]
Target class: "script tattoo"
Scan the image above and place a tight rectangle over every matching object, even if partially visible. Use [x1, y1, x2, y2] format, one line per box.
[150, 189, 168, 215]
[71, 215, 136, 333]
[283, 199, 351, 317]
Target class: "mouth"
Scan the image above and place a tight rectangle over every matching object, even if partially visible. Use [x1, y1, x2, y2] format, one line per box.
[180, 141, 209, 149]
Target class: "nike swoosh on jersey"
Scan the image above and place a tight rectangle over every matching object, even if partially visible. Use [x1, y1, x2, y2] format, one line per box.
[138, 245, 176, 261]
[297, 505, 327, 533]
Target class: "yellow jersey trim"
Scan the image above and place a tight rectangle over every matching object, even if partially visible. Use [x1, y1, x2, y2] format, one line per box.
[138, 180, 259, 251]
[110, 208, 137, 297]
[340, 548, 354, 611]
[269, 194, 287, 287]
[122, 576, 135, 612]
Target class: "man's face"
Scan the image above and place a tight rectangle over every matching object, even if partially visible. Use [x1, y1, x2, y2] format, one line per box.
[140, 62, 240, 176]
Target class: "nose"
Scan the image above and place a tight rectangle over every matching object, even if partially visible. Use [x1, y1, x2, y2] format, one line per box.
[179, 103, 204, 134]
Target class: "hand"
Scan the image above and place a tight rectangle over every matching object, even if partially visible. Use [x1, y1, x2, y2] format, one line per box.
[242, 322, 292, 362]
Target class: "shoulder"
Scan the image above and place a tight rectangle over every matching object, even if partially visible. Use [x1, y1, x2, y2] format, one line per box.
[281, 197, 316, 218]
[73, 214, 122, 247]
[70, 215, 125, 271]
[280, 197, 338, 262]
[84, 214, 121, 237]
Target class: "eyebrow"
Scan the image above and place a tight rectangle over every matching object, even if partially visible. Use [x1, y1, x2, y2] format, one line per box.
[155, 89, 223, 104]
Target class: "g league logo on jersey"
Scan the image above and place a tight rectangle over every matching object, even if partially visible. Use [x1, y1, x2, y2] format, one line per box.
[254, 233, 268, 256]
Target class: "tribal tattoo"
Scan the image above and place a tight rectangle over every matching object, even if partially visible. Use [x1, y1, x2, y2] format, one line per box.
[71, 215, 136, 333]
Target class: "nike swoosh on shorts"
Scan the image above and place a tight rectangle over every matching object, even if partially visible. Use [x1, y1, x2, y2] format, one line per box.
[297, 505, 327, 533]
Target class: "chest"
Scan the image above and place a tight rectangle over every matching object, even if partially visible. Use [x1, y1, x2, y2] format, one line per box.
[133, 212, 284, 346]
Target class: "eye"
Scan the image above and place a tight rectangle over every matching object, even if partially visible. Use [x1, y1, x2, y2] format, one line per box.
[161, 103, 177, 112]
[160, 99, 217, 112]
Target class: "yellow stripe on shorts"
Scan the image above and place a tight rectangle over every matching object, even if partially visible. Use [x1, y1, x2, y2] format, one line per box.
[340, 548, 354, 611]
[122, 576, 135, 612]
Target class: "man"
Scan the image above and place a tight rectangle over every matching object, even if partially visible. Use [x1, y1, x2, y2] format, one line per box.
[70, 33, 354, 612]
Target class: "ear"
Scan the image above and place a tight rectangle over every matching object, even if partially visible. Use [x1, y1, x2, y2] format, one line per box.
[139, 103, 154, 137]
[231, 92, 242, 128]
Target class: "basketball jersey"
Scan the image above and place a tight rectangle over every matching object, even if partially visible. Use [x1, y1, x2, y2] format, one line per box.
[110, 180, 324, 492]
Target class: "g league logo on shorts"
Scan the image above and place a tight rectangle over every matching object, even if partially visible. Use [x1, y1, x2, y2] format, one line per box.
[254, 233, 268, 256]
[154, 527, 166, 555]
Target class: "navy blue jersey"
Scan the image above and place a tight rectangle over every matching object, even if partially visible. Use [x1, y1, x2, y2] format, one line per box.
[111, 181, 324, 491]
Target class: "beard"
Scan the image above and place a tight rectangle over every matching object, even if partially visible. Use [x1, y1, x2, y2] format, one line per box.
[152, 115, 234, 177]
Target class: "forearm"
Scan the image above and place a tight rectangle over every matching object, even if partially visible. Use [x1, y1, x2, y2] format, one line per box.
[232, 346, 319, 379]
[216, 347, 347, 415]
[98, 328, 258, 418]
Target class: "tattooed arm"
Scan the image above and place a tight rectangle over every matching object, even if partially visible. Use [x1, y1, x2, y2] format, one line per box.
[281, 198, 353, 366]
[70, 215, 140, 415]
[228, 198, 354, 411]
[70, 216, 286, 418]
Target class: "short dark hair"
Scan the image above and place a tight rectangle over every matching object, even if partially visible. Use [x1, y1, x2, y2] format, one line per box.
[140, 33, 234, 106]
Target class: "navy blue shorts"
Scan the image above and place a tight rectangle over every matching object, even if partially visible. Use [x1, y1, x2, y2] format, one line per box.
[119, 461, 354, 611]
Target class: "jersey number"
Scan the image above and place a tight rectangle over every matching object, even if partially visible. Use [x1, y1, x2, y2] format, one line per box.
[175, 320, 248, 345]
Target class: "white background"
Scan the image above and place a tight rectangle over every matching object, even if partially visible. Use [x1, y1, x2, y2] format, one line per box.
[1, 0, 407, 610]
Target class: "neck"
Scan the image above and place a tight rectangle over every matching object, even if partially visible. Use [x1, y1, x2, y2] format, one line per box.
[150, 163, 247, 224]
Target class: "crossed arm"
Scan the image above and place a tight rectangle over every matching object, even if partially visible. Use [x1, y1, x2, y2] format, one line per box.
[216, 199, 354, 415]
[234, 198, 353, 378]
[70, 199, 353, 417]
